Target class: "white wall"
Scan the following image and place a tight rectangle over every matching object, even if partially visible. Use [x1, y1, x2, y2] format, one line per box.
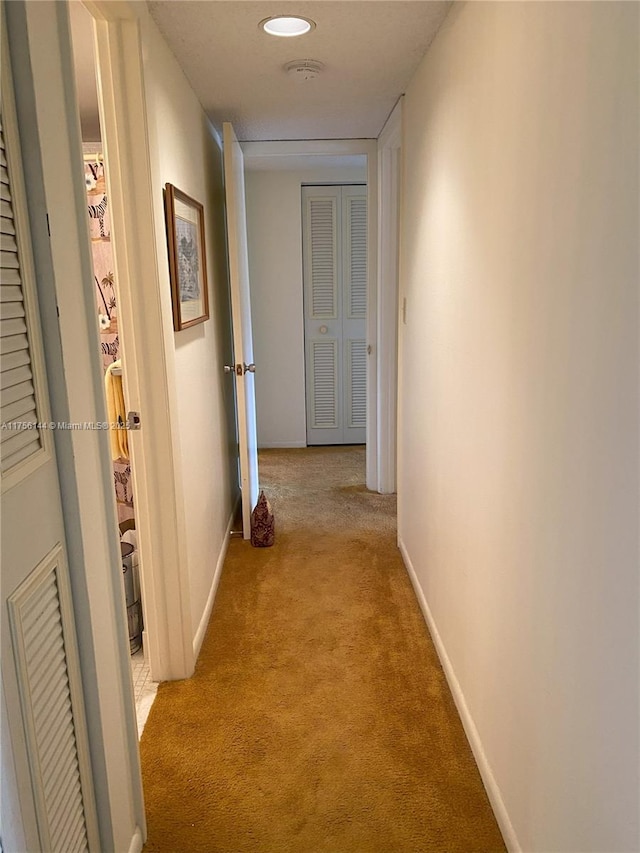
[245, 165, 366, 447]
[398, 3, 639, 852]
[142, 13, 238, 647]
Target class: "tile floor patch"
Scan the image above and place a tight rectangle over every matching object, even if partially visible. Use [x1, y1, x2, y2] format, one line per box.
[131, 648, 158, 737]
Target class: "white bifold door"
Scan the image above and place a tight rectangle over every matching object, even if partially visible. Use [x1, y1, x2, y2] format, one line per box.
[302, 184, 367, 446]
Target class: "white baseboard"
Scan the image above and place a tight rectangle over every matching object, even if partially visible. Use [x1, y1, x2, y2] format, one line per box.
[127, 826, 144, 853]
[258, 441, 307, 449]
[398, 537, 521, 853]
[141, 629, 149, 660]
[192, 500, 239, 659]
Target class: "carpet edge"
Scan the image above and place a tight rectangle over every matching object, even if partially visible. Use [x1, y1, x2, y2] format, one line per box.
[398, 537, 521, 853]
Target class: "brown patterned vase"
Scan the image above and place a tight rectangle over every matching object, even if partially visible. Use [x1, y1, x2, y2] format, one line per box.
[250, 491, 275, 547]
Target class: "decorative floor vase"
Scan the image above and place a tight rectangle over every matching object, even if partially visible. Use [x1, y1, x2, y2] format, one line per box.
[250, 491, 275, 547]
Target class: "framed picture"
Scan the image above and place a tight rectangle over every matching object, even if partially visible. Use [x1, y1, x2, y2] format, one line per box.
[164, 183, 210, 330]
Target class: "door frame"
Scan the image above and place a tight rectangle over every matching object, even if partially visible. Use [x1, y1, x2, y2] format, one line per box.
[376, 100, 402, 494]
[242, 125, 402, 494]
[242, 138, 382, 490]
[84, 0, 194, 682]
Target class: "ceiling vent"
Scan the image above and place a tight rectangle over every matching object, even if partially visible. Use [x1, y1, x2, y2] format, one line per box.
[285, 60, 324, 81]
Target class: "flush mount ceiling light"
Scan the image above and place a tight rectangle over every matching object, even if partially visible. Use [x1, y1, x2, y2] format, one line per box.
[260, 15, 315, 37]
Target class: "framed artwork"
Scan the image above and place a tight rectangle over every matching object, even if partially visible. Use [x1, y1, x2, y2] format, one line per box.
[164, 183, 210, 330]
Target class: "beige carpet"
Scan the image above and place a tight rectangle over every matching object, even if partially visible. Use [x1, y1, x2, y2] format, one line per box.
[140, 447, 505, 852]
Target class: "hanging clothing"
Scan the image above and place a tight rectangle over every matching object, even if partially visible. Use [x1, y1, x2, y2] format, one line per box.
[105, 359, 129, 460]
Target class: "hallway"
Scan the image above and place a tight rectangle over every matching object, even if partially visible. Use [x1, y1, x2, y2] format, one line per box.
[140, 448, 504, 851]
[1, 2, 637, 850]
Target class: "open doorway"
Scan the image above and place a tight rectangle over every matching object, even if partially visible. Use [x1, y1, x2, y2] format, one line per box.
[236, 129, 401, 496]
[69, 1, 157, 734]
[243, 152, 371, 462]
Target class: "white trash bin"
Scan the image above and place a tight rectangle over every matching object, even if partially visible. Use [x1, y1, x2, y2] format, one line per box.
[121, 541, 142, 654]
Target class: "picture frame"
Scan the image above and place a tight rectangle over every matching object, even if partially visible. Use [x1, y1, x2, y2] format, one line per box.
[164, 183, 210, 331]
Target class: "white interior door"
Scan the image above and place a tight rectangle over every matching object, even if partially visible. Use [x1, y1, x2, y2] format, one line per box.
[1, 43, 99, 852]
[303, 184, 367, 445]
[223, 122, 259, 538]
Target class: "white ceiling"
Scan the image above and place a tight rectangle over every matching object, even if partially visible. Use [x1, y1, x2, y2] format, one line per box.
[147, 1, 452, 141]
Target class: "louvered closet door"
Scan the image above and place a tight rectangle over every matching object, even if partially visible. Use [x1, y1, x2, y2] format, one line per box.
[1, 49, 100, 853]
[341, 186, 367, 444]
[303, 185, 366, 445]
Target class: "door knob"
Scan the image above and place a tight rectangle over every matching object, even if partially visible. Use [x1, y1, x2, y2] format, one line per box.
[223, 365, 235, 373]
[243, 363, 256, 374]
